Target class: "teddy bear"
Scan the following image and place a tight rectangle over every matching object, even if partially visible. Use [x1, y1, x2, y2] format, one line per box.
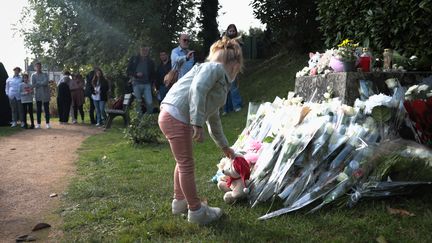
[217, 156, 251, 204]
[308, 52, 322, 76]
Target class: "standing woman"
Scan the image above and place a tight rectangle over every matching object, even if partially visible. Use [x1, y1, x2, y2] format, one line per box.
[57, 71, 72, 124]
[223, 24, 243, 114]
[159, 36, 243, 225]
[91, 68, 109, 126]
[70, 73, 85, 123]
[20, 73, 35, 129]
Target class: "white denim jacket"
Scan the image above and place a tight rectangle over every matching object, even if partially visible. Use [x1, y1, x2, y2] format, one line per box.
[162, 62, 231, 148]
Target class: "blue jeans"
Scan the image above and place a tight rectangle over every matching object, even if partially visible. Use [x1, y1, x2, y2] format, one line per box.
[133, 83, 153, 115]
[93, 100, 106, 124]
[224, 81, 242, 113]
[158, 84, 169, 103]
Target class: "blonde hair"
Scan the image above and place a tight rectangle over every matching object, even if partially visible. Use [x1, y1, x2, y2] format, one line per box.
[207, 36, 243, 79]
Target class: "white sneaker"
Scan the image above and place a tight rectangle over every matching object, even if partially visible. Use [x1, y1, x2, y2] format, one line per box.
[35, 124, 41, 129]
[234, 107, 242, 112]
[10, 122, 17, 128]
[187, 203, 223, 225]
[172, 199, 188, 215]
[95, 123, 100, 127]
[72, 119, 77, 124]
[46, 123, 51, 129]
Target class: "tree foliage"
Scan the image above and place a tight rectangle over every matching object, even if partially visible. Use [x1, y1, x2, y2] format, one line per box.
[197, 0, 220, 57]
[317, 0, 432, 59]
[20, 0, 197, 75]
[251, 0, 321, 51]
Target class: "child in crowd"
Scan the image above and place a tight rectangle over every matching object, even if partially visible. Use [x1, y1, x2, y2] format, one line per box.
[20, 73, 35, 129]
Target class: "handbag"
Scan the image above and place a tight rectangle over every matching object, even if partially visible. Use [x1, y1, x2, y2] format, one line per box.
[163, 68, 179, 88]
[163, 61, 184, 88]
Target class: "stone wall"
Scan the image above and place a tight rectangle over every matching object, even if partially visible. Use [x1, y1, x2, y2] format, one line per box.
[295, 72, 432, 105]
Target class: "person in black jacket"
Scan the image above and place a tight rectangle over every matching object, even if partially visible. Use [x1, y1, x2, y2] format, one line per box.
[155, 51, 171, 104]
[85, 68, 97, 124]
[90, 67, 110, 126]
[57, 71, 72, 124]
[126, 45, 156, 116]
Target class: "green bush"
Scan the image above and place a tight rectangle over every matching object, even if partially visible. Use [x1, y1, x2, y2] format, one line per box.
[317, 0, 432, 60]
[125, 114, 165, 145]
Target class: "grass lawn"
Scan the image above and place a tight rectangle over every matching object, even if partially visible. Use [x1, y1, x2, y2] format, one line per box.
[61, 53, 432, 242]
[0, 125, 23, 137]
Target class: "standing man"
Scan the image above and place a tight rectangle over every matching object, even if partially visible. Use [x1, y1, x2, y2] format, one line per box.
[32, 62, 51, 129]
[5, 67, 23, 127]
[171, 33, 195, 79]
[155, 51, 171, 103]
[126, 45, 156, 116]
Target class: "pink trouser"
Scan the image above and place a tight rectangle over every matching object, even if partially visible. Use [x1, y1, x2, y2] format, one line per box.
[158, 110, 201, 210]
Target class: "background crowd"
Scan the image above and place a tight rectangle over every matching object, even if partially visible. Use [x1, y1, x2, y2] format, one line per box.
[4, 24, 243, 129]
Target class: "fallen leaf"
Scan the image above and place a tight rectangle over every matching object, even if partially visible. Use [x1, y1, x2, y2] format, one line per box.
[15, 234, 36, 242]
[376, 235, 387, 243]
[49, 193, 58, 198]
[32, 222, 51, 231]
[387, 206, 415, 217]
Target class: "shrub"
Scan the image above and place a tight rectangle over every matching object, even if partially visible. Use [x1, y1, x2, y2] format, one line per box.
[317, 0, 432, 60]
[125, 114, 165, 145]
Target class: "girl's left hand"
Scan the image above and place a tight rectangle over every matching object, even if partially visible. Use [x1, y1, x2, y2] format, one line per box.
[192, 125, 204, 143]
[222, 147, 235, 159]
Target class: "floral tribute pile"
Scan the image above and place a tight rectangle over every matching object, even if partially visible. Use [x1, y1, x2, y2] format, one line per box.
[215, 78, 432, 220]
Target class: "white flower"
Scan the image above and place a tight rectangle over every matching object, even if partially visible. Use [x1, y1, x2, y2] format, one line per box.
[287, 92, 296, 99]
[363, 94, 393, 114]
[385, 78, 398, 89]
[341, 104, 355, 116]
[354, 99, 365, 110]
[417, 84, 430, 92]
[337, 172, 348, 182]
[406, 85, 419, 95]
[323, 92, 331, 99]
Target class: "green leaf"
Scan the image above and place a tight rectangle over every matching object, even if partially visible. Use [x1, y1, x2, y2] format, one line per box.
[371, 105, 392, 123]
[263, 136, 275, 143]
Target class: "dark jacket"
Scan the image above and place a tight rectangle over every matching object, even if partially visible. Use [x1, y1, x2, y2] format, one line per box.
[57, 82, 72, 104]
[126, 55, 156, 84]
[89, 78, 110, 102]
[156, 60, 172, 89]
[84, 70, 95, 98]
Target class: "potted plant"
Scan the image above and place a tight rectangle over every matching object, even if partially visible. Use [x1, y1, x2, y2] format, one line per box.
[330, 39, 359, 72]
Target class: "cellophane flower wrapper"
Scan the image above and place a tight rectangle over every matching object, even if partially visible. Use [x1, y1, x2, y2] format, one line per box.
[403, 81, 432, 146]
[215, 88, 432, 220]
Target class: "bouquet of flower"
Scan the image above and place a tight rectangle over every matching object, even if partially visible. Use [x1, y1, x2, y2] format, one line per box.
[336, 39, 359, 62]
[403, 83, 432, 146]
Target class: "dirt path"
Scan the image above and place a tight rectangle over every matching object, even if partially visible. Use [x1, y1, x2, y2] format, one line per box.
[0, 123, 101, 242]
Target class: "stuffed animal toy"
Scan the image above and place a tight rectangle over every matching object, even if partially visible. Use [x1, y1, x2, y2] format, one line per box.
[308, 52, 322, 76]
[217, 156, 251, 204]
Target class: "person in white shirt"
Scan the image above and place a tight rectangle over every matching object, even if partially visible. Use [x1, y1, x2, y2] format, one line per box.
[5, 67, 24, 127]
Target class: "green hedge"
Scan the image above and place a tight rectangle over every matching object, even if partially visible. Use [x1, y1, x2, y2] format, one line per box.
[317, 0, 432, 61]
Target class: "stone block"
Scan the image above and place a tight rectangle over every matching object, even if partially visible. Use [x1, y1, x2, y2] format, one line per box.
[295, 72, 432, 105]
